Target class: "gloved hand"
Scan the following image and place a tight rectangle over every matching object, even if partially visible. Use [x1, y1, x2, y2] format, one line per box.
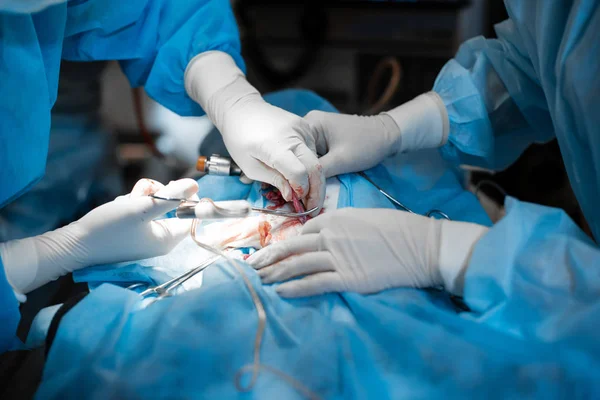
[247, 208, 488, 297]
[185, 51, 324, 215]
[0, 178, 198, 295]
[304, 92, 449, 178]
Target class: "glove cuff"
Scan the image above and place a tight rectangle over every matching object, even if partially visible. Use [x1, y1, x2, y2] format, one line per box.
[185, 51, 263, 134]
[376, 113, 405, 158]
[184, 51, 246, 111]
[438, 220, 489, 295]
[1, 226, 84, 294]
[383, 91, 449, 153]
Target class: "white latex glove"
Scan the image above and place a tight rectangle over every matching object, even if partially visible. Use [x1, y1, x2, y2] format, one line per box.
[247, 208, 488, 298]
[305, 92, 449, 178]
[0, 178, 198, 295]
[185, 51, 324, 214]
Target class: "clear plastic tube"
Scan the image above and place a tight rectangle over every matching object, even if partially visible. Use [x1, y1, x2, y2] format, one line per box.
[189, 218, 321, 400]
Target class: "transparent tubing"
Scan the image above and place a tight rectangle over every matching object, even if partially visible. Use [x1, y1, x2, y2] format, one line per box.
[189, 219, 321, 400]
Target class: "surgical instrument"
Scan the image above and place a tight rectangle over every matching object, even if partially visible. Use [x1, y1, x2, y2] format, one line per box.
[358, 172, 450, 220]
[150, 195, 318, 219]
[196, 154, 242, 176]
[129, 255, 221, 299]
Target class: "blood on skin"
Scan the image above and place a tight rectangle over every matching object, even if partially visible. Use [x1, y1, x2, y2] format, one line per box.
[270, 218, 302, 242]
[210, 184, 320, 250]
[291, 184, 305, 198]
[264, 190, 286, 207]
[280, 218, 301, 230]
[290, 191, 308, 224]
[258, 221, 272, 247]
[262, 184, 310, 223]
[134, 178, 161, 196]
[220, 230, 255, 247]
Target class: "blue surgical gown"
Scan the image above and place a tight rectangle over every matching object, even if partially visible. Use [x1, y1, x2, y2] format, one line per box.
[0, 0, 244, 353]
[434, 0, 600, 241]
[433, 0, 600, 335]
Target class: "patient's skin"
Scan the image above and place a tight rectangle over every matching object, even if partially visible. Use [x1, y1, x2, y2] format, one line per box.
[202, 186, 310, 250]
[203, 211, 304, 249]
[202, 184, 328, 251]
[258, 221, 272, 247]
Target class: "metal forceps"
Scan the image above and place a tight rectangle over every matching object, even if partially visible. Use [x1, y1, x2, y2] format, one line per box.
[150, 195, 318, 218]
[128, 255, 220, 299]
[358, 172, 450, 220]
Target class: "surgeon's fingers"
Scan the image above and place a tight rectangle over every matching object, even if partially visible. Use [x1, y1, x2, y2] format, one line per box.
[150, 218, 193, 252]
[247, 234, 319, 269]
[318, 152, 345, 179]
[292, 143, 325, 216]
[135, 179, 199, 220]
[239, 173, 254, 185]
[114, 179, 163, 204]
[113, 195, 129, 204]
[301, 208, 355, 235]
[258, 252, 335, 284]
[276, 271, 344, 298]
[267, 149, 310, 202]
[304, 111, 342, 179]
[304, 110, 329, 157]
[154, 179, 198, 198]
[243, 157, 293, 201]
[131, 178, 164, 198]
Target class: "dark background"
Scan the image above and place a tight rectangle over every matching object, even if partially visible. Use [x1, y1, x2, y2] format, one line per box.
[235, 0, 587, 234]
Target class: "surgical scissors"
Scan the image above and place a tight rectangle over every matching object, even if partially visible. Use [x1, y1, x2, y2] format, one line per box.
[150, 195, 318, 218]
[358, 172, 450, 220]
[128, 255, 221, 299]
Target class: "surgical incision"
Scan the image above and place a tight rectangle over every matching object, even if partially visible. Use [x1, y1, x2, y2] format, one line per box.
[202, 185, 316, 251]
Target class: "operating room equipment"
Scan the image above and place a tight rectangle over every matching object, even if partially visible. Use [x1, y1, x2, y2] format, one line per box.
[196, 154, 242, 176]
[150, 195, 318, 219]
[128, 255, 221, 299]
[358, 172, 450, 220]
[236, 1, 473, 111]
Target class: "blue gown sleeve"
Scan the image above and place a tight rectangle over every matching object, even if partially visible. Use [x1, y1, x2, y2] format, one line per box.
[463, 198, 600, 355]
[433, 12, 554, 170]
[61, 0, 244, 117]
[0, 255, 22, 354]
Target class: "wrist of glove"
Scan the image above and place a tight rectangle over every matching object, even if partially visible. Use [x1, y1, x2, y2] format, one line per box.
[247, 208, 488, 297]
[305, 92, 449, 178]
[185, 51, 324, 214]
[383, 91, 449, 153]
[0, 178, 198, 295]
